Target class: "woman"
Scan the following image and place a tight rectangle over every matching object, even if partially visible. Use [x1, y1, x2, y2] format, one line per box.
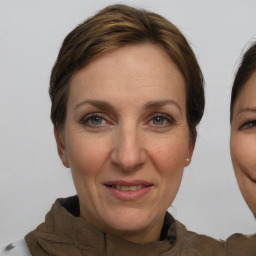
[230, 42, 256, 217]
[227, 42, 256, 255]
[1, 4, 231, 256]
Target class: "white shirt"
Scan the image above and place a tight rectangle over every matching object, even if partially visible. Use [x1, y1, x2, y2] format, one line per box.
[1, 240, 31, 256]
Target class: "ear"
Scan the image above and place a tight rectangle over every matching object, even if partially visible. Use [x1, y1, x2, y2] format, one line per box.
[185, 141, 194, 167]
[54, 127, 70, 168]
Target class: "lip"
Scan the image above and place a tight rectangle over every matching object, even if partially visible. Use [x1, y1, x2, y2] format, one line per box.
[104, 180, 153, 201]
[241, 168, 256, 183]
[244, 171, 256, 183]
[104, 180, 152, 186]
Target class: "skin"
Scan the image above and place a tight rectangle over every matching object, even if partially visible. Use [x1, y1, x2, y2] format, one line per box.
[55, 43, 194, 243]
[230, 71, 256, 217]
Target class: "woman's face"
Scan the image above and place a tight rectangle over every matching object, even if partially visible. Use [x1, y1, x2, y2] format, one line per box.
[230, 71, 256, 216]
[56, 44, 193, 242]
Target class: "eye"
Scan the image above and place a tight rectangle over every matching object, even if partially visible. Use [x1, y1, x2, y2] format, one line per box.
[239, 120, 256, 130]
[89, 115, 104, 125]
[80, 113, 109, 128]
[149, 114, 175, 127]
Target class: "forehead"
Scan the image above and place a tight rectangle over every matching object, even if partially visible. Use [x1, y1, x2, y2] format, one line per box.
[234, 71, 256, 111]
[69, 43, 186, 104]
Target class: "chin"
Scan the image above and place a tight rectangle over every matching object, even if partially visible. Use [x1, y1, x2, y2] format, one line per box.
[104, 208, 156, 232]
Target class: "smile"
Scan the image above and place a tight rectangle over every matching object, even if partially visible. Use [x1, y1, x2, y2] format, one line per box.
[242, 170, 256, 183]
[109, 185, 145, 191]
[104, 181, 153, 200]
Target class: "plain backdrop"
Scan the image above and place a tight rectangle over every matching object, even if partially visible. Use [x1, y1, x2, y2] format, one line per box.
[1, 0, 256, 249]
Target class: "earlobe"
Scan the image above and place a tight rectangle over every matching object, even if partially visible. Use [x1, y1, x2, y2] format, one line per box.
[54, 127, 70, 168]
[185, 142, 194, 167]
[185, 158, 191, 167]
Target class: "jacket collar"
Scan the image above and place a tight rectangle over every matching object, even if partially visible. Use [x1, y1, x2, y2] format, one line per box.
[26, 196, 183, 256]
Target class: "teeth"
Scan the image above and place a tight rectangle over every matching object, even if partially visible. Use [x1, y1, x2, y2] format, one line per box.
[114, 185, 143, 191]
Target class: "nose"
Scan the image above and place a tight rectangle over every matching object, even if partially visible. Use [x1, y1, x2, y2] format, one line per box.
[110, 125, 146, 171]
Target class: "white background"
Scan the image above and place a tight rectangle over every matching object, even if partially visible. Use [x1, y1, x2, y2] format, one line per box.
[1, 0, 256, 249]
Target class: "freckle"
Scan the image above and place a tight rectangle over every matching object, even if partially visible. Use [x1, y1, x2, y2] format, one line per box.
[4, 243, 15, 251]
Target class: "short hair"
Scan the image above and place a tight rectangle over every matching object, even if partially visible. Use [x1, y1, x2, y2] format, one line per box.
[49, 4, 204, 143]
[230, 42, 256, 122]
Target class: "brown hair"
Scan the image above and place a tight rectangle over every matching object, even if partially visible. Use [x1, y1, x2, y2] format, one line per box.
[49, 4, 204, 143]
[230, 42, 256, 122]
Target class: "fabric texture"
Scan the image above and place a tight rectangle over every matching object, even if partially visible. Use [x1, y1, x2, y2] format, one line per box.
[24, 196, 255, 256]
[226, 233, 256, 256]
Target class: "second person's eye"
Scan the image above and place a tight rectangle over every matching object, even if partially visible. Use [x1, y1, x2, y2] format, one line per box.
[239, 120, 256, 130]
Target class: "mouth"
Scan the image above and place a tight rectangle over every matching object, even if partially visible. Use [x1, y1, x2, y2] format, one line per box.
[248, 175, 256, 183]
[104, 181, 153, 200]
[243, 170, 256, 183]
[105, 184, 151, 191]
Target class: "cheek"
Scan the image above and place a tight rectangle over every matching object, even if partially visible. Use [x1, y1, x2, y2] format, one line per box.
[66, 133, 111, 176]
[151, 135, 189, 175]
[151, 137, 188, 207]
[231, 135, 256, 180]
[231, 134, 256, 215]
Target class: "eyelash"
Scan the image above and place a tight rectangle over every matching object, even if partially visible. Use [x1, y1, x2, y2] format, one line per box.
[80, 113, 109, 128]
[80, 112, 175, 129]
[148, 113, 175, 127]
[239, 120, 256, 130]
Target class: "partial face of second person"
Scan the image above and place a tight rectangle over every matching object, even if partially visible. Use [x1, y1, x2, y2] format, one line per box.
[231, 71, 256, 217]
[56, 43, 193, 242]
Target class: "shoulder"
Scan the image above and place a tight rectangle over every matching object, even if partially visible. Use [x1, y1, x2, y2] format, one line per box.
[174, 220, 226, 255]
[226, 233, 256, 256]
[1, 240, 31, 256]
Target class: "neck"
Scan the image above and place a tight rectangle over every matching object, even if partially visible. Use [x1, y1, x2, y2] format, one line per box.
[80, 209, 165, 243]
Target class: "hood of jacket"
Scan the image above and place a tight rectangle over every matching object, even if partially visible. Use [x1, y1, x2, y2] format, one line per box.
[25, 196, 227, 256]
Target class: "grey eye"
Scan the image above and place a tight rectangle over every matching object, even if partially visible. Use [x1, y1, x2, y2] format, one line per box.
[152, 116, 166, 125]
[90, 116, 103, 125]
[81, 113, 107, 127]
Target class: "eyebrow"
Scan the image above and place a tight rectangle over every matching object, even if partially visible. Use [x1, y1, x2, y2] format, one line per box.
[74, 100, 115, 112]
[237, 107, 256, 115]
[74, 99, 182, 115]
[144, 99, 181, 111]
[144, 99, 183, 118]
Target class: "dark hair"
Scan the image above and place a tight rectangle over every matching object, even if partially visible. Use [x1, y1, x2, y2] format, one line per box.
[230, 42, 256, 122]
[49, 4, 204, 143]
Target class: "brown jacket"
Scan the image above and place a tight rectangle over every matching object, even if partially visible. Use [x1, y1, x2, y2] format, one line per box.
[25, 196, 256, 256]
